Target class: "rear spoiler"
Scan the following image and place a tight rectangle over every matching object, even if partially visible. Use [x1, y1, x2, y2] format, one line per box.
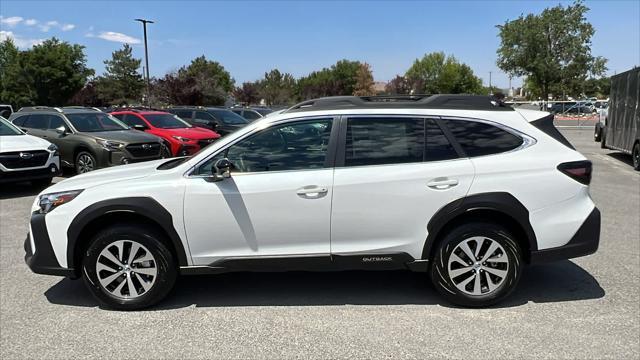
[530, 114, 575, 150]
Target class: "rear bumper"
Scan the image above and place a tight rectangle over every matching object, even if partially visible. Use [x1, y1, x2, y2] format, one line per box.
[530, 207, 601, 263]
[0, 164, 59, 184]
[24, 213, 76, 278]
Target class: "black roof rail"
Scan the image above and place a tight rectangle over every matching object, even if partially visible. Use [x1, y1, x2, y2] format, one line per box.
[17, 106, 63, 113]
[111, 106, 166, 112]
[284, 94, 513, 113]
[166, 105, 205, 109]
[62, 106, 103, 112]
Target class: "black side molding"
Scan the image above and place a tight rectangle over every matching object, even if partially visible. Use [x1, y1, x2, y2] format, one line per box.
[530, 207, 600, 263]
[531, 114, 575, 150]
[67, 197, 189, 271]
[422, 192, 538, 260]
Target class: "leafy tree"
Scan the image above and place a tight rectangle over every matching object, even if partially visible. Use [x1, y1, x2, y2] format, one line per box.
[296, 59, 365, 100]
[95, 44, 144, 105]
[405, 52, 483, 94]
[70, 80, 106, 107]
[384, 75, 412, 95]
[582, 77, 610, 98]
[233, 82, 261, 105]
[496, 1, 607, 100]
[258, 69, 296, 105]
[353, 63, 375, 96]
[176, 56, 234, 105]
[0, 38, 34, 108]
[21, 38, 94, 106]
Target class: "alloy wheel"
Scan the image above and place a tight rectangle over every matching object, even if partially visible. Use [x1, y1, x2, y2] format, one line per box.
[77, 154, 95, 173]
[96, 240, 157, 299]
[447, 236, 509, 296]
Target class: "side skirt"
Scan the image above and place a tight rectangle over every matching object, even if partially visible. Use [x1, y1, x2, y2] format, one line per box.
[180, 253, 429, 275]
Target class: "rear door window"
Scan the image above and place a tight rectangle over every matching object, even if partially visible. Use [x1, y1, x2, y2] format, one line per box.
[345, 117, 424, 166]
[24, 114, 48, 129]
[444, 119, 523, 157]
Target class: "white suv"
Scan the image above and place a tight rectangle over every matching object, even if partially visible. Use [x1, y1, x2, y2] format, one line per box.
[1, 116, 60, 186]
[24, 95, 600, 310]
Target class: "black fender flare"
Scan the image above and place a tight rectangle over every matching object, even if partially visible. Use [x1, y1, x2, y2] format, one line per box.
[66, 197, 189, 270]
[421, 192, 538, 260]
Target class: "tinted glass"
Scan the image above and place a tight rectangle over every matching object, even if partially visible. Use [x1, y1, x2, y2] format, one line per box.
[425, 119, 458, 161]
[120, 114, 146, 127]
[195, 111, 214, 121]
[11, 115, 28, 127]
[243, 111, 261, 120]
[197, 119, 332, 174]
[445, 120, 523, 157]
[207, 109, 248, 125]
[145, 114, 191, 129]
[47, 116, 66, 130]
[24, 114, 49, 129]
[174, 110, 193, 119]
[345, 117, 424, 166]
[65, 113, 129, 132]
[0, 117, 23, 135]
[255, 108, 273, 116]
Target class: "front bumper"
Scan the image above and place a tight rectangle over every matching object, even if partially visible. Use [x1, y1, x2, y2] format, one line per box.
[530, 207, 601, 263]
[0, 163, 60, 184]
[24, 213, 76, 278]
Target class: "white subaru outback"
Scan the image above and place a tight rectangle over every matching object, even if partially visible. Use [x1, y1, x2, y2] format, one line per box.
[24, 95, 600, 310]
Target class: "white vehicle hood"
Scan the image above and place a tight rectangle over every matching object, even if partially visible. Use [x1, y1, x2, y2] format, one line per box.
[45, 159, 167, 193]
[0, 134, 51, 152]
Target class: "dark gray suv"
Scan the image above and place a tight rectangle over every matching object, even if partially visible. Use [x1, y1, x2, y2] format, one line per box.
[9, 107, 164, 174]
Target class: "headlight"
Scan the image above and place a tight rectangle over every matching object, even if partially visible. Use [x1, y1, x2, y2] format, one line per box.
[38, 190, 83, 214]
[47, 143, 59, 156]
[96, 139, 124, 151]
[172, 135, 192, 142]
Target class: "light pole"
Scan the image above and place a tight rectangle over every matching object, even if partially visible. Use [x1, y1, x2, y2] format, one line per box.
[135, 18, 154, 107]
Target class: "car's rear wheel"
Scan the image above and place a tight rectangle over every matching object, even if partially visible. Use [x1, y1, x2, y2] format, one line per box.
[82, 225, 177, 310]
[75, 151, 96, 174]
[594, 125, 601, 142]
[430, 222, 522, 307]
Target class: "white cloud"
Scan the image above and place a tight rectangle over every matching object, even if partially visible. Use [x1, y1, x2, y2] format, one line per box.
[24, 19, 38, 26]
[0, 16, 24, 27]
[95, 31, 141, 44]
[61, 24, 75, 31]
[0, 30, 44, 48]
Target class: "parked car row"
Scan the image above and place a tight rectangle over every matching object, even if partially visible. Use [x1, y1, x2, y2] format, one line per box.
[1, 104, 277, 186]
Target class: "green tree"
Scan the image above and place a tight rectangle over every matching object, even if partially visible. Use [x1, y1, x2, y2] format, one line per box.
[258, 69, 296, 105]
[384, 75, 411, 95]
[177, 56, 234, 105]
[0, 38, 34, 108]
[353, 62, 375, 96]
[21, 38, 94, 106]
[295, 59, 364, 100]
[496, 1, 606, 100]
[405, 52, 483, 94]
[94, 44, 144, 105]
[233, 82, 261, 105]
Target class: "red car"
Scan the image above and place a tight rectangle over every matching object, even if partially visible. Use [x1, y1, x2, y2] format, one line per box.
[110, 109, 221, 157]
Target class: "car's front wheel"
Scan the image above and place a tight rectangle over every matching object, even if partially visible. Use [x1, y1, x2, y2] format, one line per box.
[82, 225, 177, 310]
[430, 222, 522, 307]
[75, 151, 96, 174]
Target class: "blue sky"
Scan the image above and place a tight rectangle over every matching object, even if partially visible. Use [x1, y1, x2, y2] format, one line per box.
[1, 0, 639, 88]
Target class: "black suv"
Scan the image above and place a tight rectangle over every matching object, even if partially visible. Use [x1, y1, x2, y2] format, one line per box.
[167, 106, 249, 136]
[9, 107, 164, 174]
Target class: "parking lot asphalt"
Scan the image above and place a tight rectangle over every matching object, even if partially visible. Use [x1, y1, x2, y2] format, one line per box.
[1, 128, 638, 359]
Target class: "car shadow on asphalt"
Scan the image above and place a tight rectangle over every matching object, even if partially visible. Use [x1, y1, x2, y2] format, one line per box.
[605, 152, 634, 168]
[0, 182, 46, 200]
[44, 260, 604, 310]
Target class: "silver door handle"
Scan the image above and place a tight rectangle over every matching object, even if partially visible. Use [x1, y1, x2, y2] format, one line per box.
[296, 186, 328, 197]
[427, 179, 459, 189]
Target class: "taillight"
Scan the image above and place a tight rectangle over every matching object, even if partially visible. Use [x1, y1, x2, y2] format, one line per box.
[557, 160, 592, 185]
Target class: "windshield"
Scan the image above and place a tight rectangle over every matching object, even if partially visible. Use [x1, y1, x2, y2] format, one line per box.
[145, 114, 192, 129]
[0, 117, 24, 136]
[65, 113, 129, 132]
[208, 109, 248, 125]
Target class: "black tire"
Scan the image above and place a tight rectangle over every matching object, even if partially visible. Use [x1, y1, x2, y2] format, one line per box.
[161, 144, 172, 158]
[31, 177, 53, 188]
[429, 222, 522, 307]
[594, 126, 601, 142]
[633, 142, 640, 171]
[75, 151, 97, 174]
[600, 130, 607, 149]
[81, 224, 177, 310]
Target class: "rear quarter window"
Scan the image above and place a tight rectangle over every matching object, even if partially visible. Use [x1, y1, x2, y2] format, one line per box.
[444, 119, 523, 157]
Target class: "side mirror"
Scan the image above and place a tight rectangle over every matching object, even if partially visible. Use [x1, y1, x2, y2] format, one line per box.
[210, 158, 232, 182]
[55, 126, 67, 135]
[133, 124, 148, 131]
